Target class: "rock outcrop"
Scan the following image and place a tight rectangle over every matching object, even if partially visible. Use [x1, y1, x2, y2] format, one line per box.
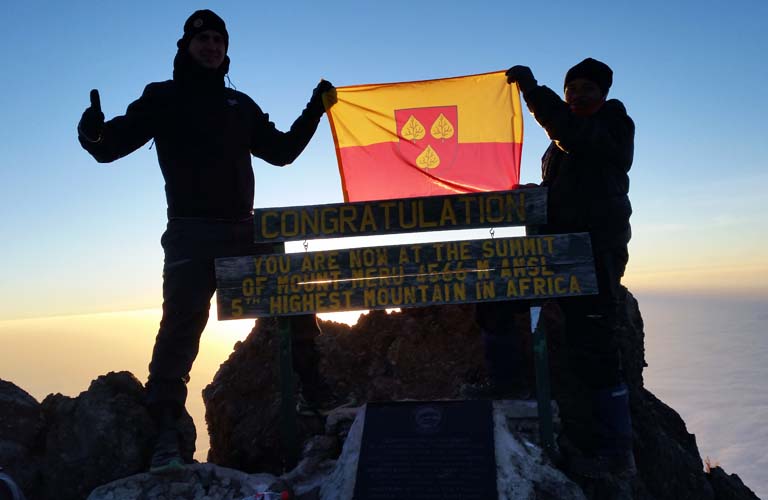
[0, 290, 761, 499]
[0, 372, 195, 500]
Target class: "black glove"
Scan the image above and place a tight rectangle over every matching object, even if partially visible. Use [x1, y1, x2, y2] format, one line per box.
[78, 89, 105, 142]
[309, 79, 337, 114]
[505, 66, 537, 93]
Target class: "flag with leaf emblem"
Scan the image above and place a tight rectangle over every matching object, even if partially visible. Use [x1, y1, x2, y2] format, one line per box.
[326, 71, 523, 202]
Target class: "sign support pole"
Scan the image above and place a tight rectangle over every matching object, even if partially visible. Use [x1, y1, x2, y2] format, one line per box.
[529, 305, 556, 459]
[272, 241, 299, 470]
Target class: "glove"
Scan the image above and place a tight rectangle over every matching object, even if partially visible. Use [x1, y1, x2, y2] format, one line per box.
[505, 66, 537, 93]
[78, 89, 105, 142]
[309, 79, 337, 114]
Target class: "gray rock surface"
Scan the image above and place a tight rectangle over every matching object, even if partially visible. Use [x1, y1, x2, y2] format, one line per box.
[87, 463, 277, 500]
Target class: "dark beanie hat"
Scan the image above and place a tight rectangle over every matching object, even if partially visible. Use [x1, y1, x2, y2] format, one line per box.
[177, 10, 229, 50]
[564, 58, 613, 95]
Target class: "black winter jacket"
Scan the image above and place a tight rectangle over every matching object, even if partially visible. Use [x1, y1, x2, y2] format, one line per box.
[522, 85, 634, 249]
[80, 63, 324, 219]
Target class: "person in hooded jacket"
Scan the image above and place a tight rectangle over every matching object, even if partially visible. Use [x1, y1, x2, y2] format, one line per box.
[77, 10, 336, 473]
[475, 58, 636, 478]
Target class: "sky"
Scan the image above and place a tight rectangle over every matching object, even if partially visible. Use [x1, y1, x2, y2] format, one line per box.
[1, 0, 766, 320]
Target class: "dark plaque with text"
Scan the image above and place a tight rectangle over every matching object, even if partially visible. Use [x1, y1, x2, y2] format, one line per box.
[354, 400, 497, 500]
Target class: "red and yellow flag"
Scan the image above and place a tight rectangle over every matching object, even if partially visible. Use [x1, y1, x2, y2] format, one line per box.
[327, 71, 523, 202]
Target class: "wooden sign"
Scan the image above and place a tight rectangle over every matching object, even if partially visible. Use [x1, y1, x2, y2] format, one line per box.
[215, 233, 596, 319]
[253, 188, 546, 242]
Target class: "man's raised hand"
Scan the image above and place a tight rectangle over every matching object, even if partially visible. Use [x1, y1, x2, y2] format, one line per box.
[78, 89, 105, 143]
[505, 66, 538, 93]
[310, 79, 337, 113]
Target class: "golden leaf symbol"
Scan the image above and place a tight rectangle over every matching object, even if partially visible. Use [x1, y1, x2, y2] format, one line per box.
[401, 115, 426, 142]
[416, 145, 440, 169]
[430, 113, 455, 141]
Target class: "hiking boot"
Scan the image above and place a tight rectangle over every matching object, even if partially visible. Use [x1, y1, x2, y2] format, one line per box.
[568, 450, 637, 479]
[149, 428, 185, 474]
[296, 392, 324, 417]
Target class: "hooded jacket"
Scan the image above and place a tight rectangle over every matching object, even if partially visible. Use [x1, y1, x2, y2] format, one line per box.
[79, 51, 324, 219]
[521, 85, 634, 249]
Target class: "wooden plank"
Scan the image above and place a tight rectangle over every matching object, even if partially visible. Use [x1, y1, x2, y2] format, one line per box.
[215, 233, 596, 319]
[253, 188, 547, 242]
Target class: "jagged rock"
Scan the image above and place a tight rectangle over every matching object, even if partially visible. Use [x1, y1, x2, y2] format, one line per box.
[202, 317, 295, 474]
[203, 306, 484, 473]
[38, 371, 194, 500]
[526, 291, 718, 499]
[202, 292, 760, 499]
[0, 380, 44, 498]
[86, 463, 277, 500]
[1, 290, 762, 499]
[0, 380, 43, 448]
[0, 372, 187, 500]
[706, 466, 760, 500]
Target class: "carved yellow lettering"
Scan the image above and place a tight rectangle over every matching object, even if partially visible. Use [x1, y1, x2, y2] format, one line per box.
[453, 282, 467, 301]
[281, 211, 299, 238]
[399, 247, 411, 264]
[360, 205, 377, 232]
[505, 192, 526, 222]
[301, 209, 319, 237]
[380, 201, 397, 231]
[320, 207, 338, 235]
[231, 299, 243, 317]
[523, 238, 538, 255]
[376, 248, 388, 266]
[555, 276, 567, 294]
[301, 254, 313, 272]
[417, 200, 438, 228]
[398, 201, 418, 229]
[485, 194, 505, 224]
[261, 212, 279, 239]
[500, 258, 511, 278]
[540, 256, 555, 276]
[363, 289, 376, 307]
[342, 290, 355, 307]
[527, 256, 540, 277]
[543, 236, 555, 254]
[476, 259, 491, 280]
[269, 295, 283, 314]
[513, 257, 527, 277]
[440, 199, 458, 226]
[569, 275, 582, 293]
[340, 206, 357, 234]
[481, 240, 494, 258]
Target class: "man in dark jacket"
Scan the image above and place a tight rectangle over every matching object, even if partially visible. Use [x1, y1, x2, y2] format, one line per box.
[77, 10, 335, 473]
[477, 58, 635, 478]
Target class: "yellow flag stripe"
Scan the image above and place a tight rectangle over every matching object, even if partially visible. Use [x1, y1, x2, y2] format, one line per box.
[329, 71, 524, 148]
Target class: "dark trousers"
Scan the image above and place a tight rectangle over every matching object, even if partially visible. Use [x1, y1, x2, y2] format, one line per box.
[476, 245, 629, 390]
[145, 217, 321, 419]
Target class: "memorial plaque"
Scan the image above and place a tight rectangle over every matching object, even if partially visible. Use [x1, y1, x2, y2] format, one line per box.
[354, 401, 497, 500]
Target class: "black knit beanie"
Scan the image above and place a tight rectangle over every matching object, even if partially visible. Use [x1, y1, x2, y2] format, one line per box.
[177, 10, 229, 51]
[564, 58, 613, 95]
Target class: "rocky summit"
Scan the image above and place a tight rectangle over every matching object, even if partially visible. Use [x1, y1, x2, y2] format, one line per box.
[0, 290, 761, 499]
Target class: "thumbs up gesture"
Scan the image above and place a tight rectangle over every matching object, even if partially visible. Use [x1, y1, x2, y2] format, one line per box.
[78, 89, 105, 143]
